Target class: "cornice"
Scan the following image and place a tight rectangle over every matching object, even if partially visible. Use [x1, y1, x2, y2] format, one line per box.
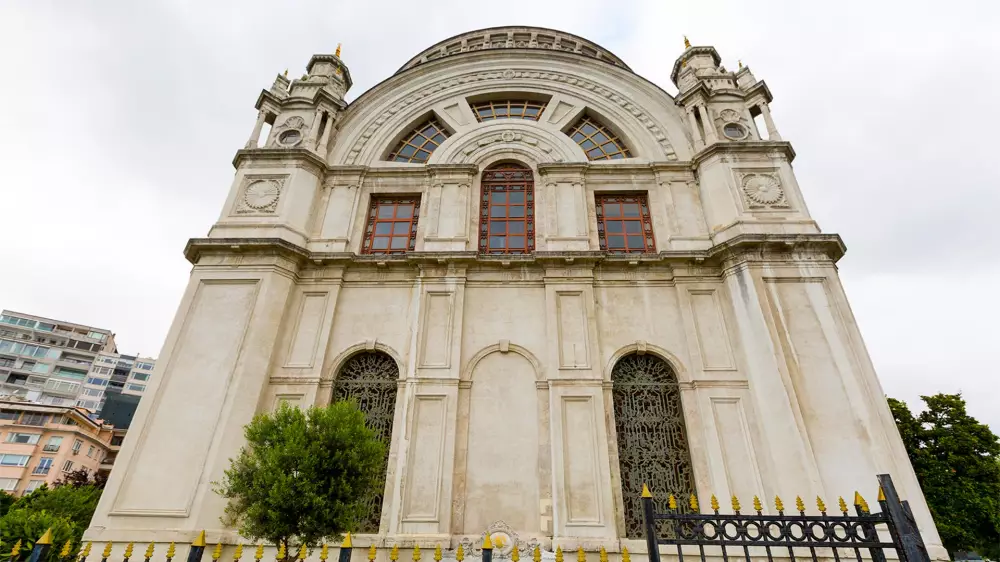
[690, 140, 796, 166]
[743, 81, 773, 104]
[232, 148, 328, 173]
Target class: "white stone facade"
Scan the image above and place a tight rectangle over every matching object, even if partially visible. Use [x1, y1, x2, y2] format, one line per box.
[85, 27, 947, 561]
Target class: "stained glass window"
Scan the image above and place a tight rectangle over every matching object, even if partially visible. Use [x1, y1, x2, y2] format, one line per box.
[479, 163, 534, 254]
[567, 115, 631, 160]
[471, 99, 547, 121]
[332, 352, 400, 533]
[388, 119, 449, 163]
[596, 194, 655, 253]
[362, 197, 420, 254]
[612, 353, 695, 538]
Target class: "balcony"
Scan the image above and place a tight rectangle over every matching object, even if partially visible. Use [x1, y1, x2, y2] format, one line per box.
[31, 466, 51, 475]
[42, 445, 60, 453]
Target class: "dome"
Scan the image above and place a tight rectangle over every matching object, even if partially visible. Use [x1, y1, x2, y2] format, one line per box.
[396, 26, 632, 75]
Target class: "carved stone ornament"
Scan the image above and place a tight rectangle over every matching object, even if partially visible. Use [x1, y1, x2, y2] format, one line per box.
[740, 172, 788, 208]
[270, 115, 308, 148]
[458, 130, 562, 162]
[460, 521, 535, 559]
[235, 175, 287, 214]
[719, 109, 741, 123]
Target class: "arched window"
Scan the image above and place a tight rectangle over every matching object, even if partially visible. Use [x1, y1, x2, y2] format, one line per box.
[612, 353, 695, 538]
[567, 115, 631, 160]
[332, 351, 399, 533]
[471, 99, 547, 121]
[388, 118, 449, 163]
[479, 163, 534, 254]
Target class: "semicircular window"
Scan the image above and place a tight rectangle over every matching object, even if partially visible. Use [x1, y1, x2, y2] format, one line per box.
[567, 115, 631, 160]
[472, 100, 547, 122]
[388, 118, 449, 163]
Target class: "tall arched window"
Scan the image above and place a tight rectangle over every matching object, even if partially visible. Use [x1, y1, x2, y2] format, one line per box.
[332, 351, 399, 533]
[479, 163, 534, 254]
[612, 353, 695, 538]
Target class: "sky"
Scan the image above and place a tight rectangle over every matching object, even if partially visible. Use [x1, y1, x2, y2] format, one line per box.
[0, 1, 997, 431]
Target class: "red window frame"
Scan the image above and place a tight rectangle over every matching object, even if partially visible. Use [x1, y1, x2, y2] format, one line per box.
[479, 164, 534, 254]
[362, 196, 420, 254]
[595, 193, 655, 253]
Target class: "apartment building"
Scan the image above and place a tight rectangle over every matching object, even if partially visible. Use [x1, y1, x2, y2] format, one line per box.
[78, 352, 155, 411]
[0, 400, 114, 495]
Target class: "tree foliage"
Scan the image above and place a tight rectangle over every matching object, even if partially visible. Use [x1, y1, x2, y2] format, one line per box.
[888, 394, 1000, 559]
[0, 483, 102, 559]
[215, 402, 386, 553]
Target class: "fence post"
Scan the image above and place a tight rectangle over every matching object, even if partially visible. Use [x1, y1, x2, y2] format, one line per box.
[877, 474, 930, 562]
[27, 529, 52, 562]
[338, 534, 352, 562]
[640, 484, 661, 562]
[188, 532, 207, 562]
[481, 534, 493, 562]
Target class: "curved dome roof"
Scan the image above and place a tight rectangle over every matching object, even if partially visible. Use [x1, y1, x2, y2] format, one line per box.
[396, 26, 632, 75]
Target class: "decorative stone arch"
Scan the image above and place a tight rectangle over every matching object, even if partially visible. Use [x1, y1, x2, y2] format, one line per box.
[603, 341, 690, 383]
[429, 120, 584, 165]
[460, 341, 544, 381]
[322, 340, 406, 383]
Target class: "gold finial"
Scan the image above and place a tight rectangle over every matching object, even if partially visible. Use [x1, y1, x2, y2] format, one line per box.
[212, 543, 223, 561]
[599, 547, 608, 562]
[494, 537, 505, 550]
[816, 496, 827, 513]
[621, 547, 630, 562]
[297, 544, 307, 561]
[254, 545, 264, 561]
[752, 496, 763, 512]
[11, 540, 23, 558]
[234, 545, 244, 562]
[413, 545, 422, 562]
[668, 494, 677, 509]
[774, 495, 784, 512]
[390, 545, 399, 562]
[577, 546, 586, 562]
[795, 496, 805, 513]
[83, 542, 93, 558]
[342, 534, 353, 549]
[145, 542, 156, 560]
[689, 493, 699, 511]
[38, 528, 54, 545]
[283, 69, 288, 78]
[555, 546, 563, 562]
[710, 495, 720, 512]
[684, 36, 691, 49]
[103, 542, 114, 558]
[731, 495, 741, 512]
[168, 543, 177, 560]
[126, 543, 135, 559]
[482, 534, 493, 550]
[319, 544, 329, 562]
[532, 545, 541, 562]
[456, 545, 465, 562]
[435, 545, 442, 562]
[511, 547, 519, 562]
[839, 496, 849, 514]
[878, 486, 886, 502]
[641, 483, 652, 498]
[368, 545, 377, 562]
[193, 531, 207, 548]
[335, 44, 342, 58]
[856, 492, 870, 514]
[62, 540, 75, 558]
[738, 60, 743, 69]
[276, 542, 286, 561]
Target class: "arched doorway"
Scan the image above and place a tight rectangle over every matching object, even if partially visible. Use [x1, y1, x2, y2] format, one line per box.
[478, 162, 535, 254]
[332, 351, 399, 533]
[611, 353, 695, 537]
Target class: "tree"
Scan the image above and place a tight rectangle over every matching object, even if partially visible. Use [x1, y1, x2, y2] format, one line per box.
[889, 394, 1000, 559]
[215, 402, 386, 557]
[0, 483, 103, 559]
[56, 468, 108, 489]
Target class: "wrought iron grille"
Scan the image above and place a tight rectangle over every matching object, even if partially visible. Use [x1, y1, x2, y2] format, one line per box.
[332, 351, 399, 533]
[612, 353, 695, 538]
[479, 163, 535, 254]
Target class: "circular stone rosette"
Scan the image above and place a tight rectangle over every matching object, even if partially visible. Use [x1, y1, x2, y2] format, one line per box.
[243, 179, 281, 210]
[742, 174, 783, 205]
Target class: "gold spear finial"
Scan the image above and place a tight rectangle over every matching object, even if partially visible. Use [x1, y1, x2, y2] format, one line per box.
[839, 496, 849, 514]
[555, 546, 563, 562]
[168, 543, 177, 560]
[456, 545, 465, 562]
[319, 544, 328, 562]
[816, 496, 827, 513]
[368, 545, 377, 562]
[103, 541, 114, 558]
[668, 494, 677, 509]
[482, 534, 493, 550]
[193, 532, 207, 548]
[82, 542, 93, 558]
[774, 495, 784, 512]
[342, 534, 353, 549]
[684, 36, 691, 49]
[390, 545, 399, 562]
[752, 496, 763, 512]
[878, 486, 886, 502]
[11, 540, 23, 558]
[599, 547, 608, 562]
[710, 495, 720, 512]
[738, 60, 743, 69]
[297, 544, 307, 561]
[276, 542, 286, 561]
[254, 545, 264, 561]
[413, 545, 422, 562]
[731, 495, 741, 512]
[795, 496, 806, 513]
[511, 546, 519, 562]
[38, 529, 54, 545]
[641, 484, 652, 498]
[62, 540, 75, 558]
[283, 69, 288, 78]
[145, 542, 156, 560]
[435, 545, 443, 562]
[126, 543, 135, 559]
[577, 546, 586, 562]
[854, 492, 870, 513]
[213, 543, 223, 561]
[335, 44, 342, 58]
[621, 547, 630, 562]
[689, 493, 699, 511]
[234, 545, 244, 562]
[533, 545, 541, 562]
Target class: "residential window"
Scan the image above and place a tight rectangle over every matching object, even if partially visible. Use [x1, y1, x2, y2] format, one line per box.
[61, 460, 74, 472]
[86, 377, 109, 386]
[595, 194, 656, 253]
[567, 115, 631, 160]
[87, 445, 95, 457]
[0, 478, 17, 491]
[362, 197, 420, 254]
[387, 118, 449, 163]
[84, 388, 104, 397]
[0, 454, 30, 467]
[54, 367, 87, 380]
[29, 363, 49, 374]
[132, 373, 150, 381]
[478, 163, 534, 254]
[5, 432, 40, 445]
[43, 436, 63, 452]
[126, 383, 146, 392]
[24, 480, 45, 493]
[72, 439, 83, 454]
[18, 413, 48, 426]
[0, 410, 18, 420]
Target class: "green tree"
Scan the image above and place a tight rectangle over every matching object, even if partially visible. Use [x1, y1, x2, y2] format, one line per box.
[215, 402, 386, 557]
[888, 394, 1000, 559]
[0, 483, 102, 559]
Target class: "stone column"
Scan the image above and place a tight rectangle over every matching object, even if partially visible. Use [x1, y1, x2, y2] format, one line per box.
[245, 110, 268, 148]
[306, 108, 324, 148]
[687, 108, 705, 151]
[698, 105, 719, 144]
[759, 102, 781, 141]
[316, 111, 335, 155]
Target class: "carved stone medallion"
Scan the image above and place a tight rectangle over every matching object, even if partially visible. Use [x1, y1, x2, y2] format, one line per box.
[740, 173, 788, 208]
[719, 109, 741, 123]
[235, 175, 287, 214]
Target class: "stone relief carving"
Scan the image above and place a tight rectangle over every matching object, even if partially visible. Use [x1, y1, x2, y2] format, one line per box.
[719, 109, 741, 123]
[270, 116, 308, 148]
[739, 172, 788, 209]
[459, 521, 540, 559]
[456, 130, 561, 162]
[346, 69, 677, 164]
[234, 175, 287, 215]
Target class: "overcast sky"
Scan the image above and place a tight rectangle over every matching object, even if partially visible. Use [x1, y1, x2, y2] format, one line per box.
[1, 1, 997, 430]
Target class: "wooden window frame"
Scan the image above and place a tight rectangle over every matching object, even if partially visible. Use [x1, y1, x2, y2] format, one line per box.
[568, 115, 631, 160]
[595, 193, 656, 253]
[362, 196, 421, 254]
[471, 99, 548, 122]
[387, 119, 449, 163]
[478, 164, 535, 255]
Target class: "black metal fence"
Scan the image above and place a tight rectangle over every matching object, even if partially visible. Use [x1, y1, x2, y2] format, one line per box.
[642, 474, 930, 562]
